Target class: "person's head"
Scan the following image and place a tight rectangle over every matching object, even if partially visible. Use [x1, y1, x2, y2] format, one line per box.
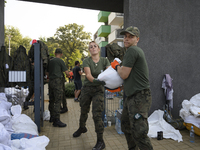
[120, 26, 140, 48]
[54, 48, 63, 57]
[88, 41, 100, 56]
[75, 61, 80, 66]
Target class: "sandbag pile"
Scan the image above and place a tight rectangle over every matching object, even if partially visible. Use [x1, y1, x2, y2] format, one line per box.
[4, 87, 29, 106]
[179, 93, 200, 129]
[0, 93, 49, 150]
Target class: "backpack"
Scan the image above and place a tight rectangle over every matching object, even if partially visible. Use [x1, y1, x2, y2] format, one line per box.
[105, 43, 126, 63]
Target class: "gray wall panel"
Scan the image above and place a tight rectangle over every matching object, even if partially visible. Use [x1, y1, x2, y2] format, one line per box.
[0, 0, 4, 46]
[124, 0, 200, 118]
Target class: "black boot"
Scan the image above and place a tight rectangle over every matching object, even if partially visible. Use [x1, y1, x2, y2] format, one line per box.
[60, 107, 68, 114]
[73, 127, 87, 137]
[53, 119, 67, 127]
[49, 116, 54, 123]
[92, 140, 105, 150]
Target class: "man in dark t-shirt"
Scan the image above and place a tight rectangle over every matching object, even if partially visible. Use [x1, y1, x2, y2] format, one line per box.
[72, 61, 82, 102]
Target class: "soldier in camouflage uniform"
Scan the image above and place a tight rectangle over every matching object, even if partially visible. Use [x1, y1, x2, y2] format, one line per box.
[73, 41, 110, 150]
[111, 26, 153, 150]
[48, 48, 69, 127]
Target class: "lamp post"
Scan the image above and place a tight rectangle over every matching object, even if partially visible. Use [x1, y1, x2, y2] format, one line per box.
[7, 34, 12, 55]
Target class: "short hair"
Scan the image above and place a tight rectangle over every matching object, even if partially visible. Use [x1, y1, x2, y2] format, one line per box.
[88, 41, 100, 50]
[75, 61, 80, 66]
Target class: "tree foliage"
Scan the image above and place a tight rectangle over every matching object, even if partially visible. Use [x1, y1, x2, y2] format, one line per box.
[53, 23, 91, 69]
[4, 23, 91, 70]
[4, 25, 32, 56]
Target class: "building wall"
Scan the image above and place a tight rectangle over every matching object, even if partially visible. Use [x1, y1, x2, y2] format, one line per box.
[0, 0, 4, 46]
[124, 0, 200, 118]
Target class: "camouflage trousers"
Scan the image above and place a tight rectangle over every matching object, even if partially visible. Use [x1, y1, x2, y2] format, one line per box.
[61, 81, 67, 108]
[121, 89, 153, 150]
[48, 78, 63, 119]
[79, 86, 104, 136]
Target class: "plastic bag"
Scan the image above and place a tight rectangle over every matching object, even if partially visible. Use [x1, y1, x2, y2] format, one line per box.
[11, 135, 49, 150]
[43, 110, 50, 121]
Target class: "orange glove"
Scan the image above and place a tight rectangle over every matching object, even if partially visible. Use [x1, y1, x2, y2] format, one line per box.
[111, 60, 120, 70]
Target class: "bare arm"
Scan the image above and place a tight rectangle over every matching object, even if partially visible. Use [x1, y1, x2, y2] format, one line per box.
[65, 70, 69, 77]
[116, 66, 132, 80]
[84, 67, 94, 82]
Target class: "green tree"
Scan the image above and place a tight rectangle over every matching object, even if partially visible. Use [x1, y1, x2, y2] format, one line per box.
[4, 25, 32, 56]
[53, 23, 91, 68]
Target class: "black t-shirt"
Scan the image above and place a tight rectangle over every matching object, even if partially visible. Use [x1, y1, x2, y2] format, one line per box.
[73, 66, 81, 81]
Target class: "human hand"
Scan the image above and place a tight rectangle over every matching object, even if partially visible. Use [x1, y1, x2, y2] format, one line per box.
[93, 79, 106, 85]
[111, 60, 120, 71]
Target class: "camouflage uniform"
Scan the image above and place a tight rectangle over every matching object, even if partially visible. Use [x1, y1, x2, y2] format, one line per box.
[78, 56, 110, 140]
[48, 78, 63, 119]
[79, 86, 104, 134]
[0, 46, 13, 87]
[119, 27, 153, 150]
[121, 89, 153, 150]
[13, 45, 31, 87]
[48, 55, 67, 120]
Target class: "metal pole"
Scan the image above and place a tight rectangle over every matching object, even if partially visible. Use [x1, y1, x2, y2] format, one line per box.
[34, 43, 41, 132]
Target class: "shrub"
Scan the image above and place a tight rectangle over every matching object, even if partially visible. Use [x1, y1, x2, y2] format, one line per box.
[64, 79, 84, 98]
[65, 82, 75, 98]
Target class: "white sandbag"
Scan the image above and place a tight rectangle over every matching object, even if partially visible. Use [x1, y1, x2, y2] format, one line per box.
[0, 109, 10, 126]
[181, 100, 192, 111]
[184, 115, 200, 128]
[0, 123, 11, 147]
[189, 105, 200, 117]
[11, 105, 22, 118]
[148, 110, 183, 142]
[43, 110, 50, 121]
[11, 136, 49, 150]
[0, 143, 12, 150]
[179, 108, 190, 119]
[0, 93, 8, 102]
[11, 114, 38, 135]
[0, 101, 12, 125]
[4, 121, 14, 135]
[190, 93, 200, 107]
[98, 58, 123, 89]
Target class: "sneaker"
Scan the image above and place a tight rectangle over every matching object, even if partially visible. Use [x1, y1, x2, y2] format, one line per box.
[53, 119, 67, 127]
[60, 107, 68, 114]
[92, 140, 105, 150]
[74, 98, 79, 102]
[73, 127, 87, 137]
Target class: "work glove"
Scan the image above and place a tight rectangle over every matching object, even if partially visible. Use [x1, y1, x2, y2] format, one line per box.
[111, 60, 120, 71]
[93, 79, 106, 85]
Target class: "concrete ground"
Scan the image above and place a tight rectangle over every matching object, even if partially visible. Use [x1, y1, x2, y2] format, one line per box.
[31, 84, 200, 150]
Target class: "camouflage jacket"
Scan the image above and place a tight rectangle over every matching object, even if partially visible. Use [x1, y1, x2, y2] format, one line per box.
[28, 40, 49, 70]
[13, 45, 31, 87]
[0, 46, 13, 87]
